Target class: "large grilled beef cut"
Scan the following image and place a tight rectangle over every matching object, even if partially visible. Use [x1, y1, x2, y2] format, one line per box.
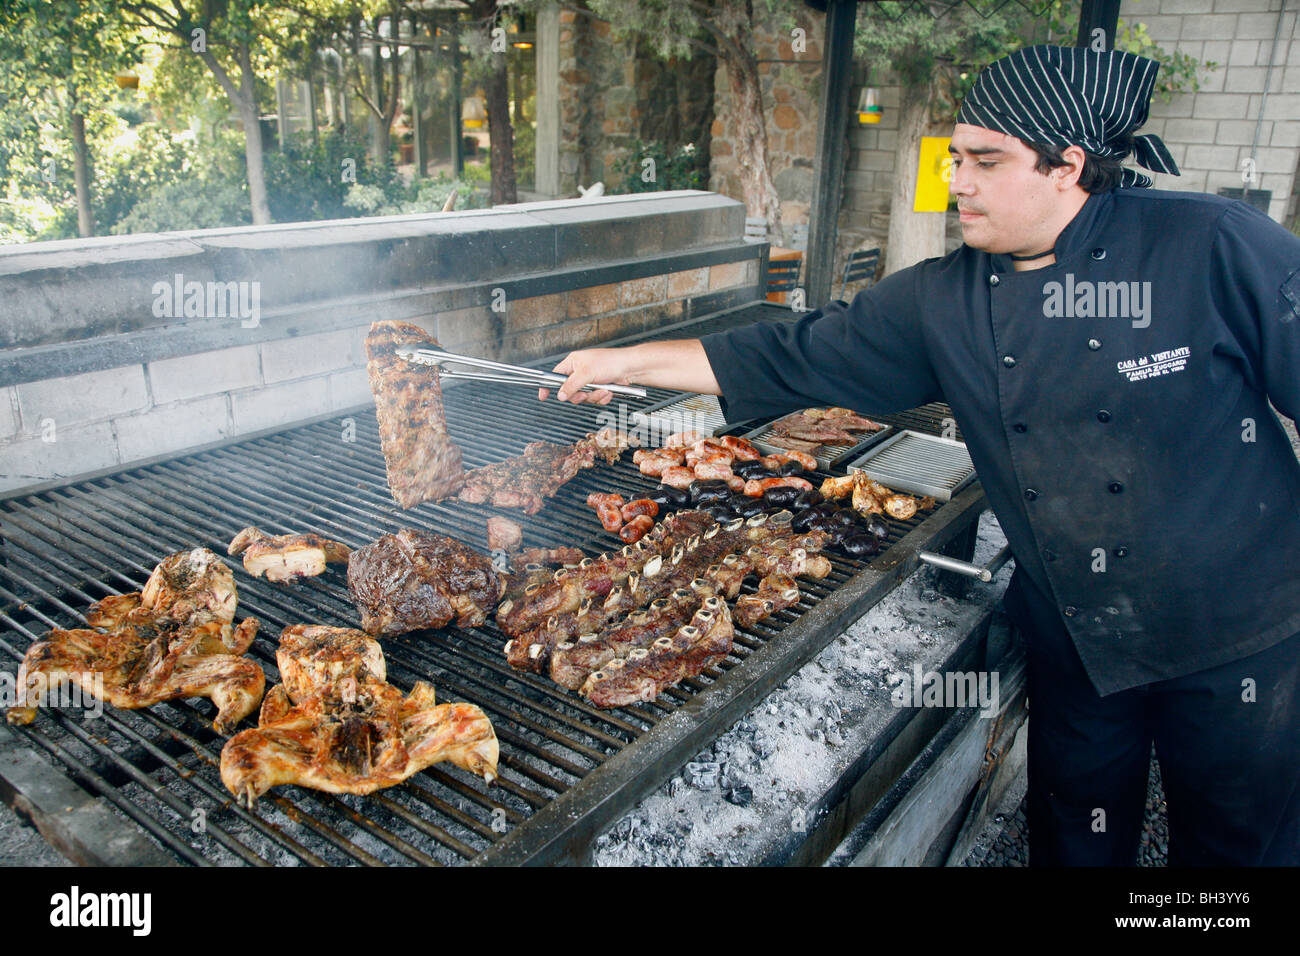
[364, 320, 464, 508]
[347, 529, 503, 636]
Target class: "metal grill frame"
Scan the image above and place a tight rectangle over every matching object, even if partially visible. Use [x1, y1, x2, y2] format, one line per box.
[0, 302, 986, 866]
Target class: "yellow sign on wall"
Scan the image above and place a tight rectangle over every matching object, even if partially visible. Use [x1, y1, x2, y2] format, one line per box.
[913, 136, 953, 213]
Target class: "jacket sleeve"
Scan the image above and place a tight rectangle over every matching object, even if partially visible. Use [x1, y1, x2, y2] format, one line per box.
[698, 263, 943, 423]
[1209, 200, 1300, 421]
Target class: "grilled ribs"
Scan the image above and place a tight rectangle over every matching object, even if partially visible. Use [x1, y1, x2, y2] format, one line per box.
[348, 529, 503, 636]
[228, 527, 352, 582]
[582, 599, 735, 708]
[220, 625, 498, 806]
[7, 548, 264, 733]
[499, 510, 833, 704]
[365, 320, 465, 508]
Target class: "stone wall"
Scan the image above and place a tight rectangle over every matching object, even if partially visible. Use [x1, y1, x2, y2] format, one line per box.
[1120, 0, 1300, 224]
[554, 6, 716, 198]
[0, 192, 759, 495]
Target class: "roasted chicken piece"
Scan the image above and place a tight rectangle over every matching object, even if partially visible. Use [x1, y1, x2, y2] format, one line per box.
[7, 548, 263, 733]
[220, 625, 498, 806]
[228, 527, 352, 583]
[348, 529, 503, 636]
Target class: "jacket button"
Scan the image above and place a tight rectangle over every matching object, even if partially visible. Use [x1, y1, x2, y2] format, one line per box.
[1042, 549, 1056, 562]
[1024, 488, 1039, 500]
[1013, 423, 1028, 433]
[1113, 546, 1129, 557]
[1108, 481, 1124, 494]
[1087, 338, 1102, 350]
[1003, 355, 1017, 367]
[1097, 410, 1111, 423]
[1091, 248, 1106, 260]
[989, 274, 1001, 286]
[1064, 605, 1079, 617]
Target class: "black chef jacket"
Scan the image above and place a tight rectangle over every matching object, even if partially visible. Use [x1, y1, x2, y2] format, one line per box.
[701, 188, 1300, 696]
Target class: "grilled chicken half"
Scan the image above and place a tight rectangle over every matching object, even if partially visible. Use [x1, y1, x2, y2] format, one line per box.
[7, 548, 264, 733]
[228, 527, 352, 583]
[220, 625, 498, 807]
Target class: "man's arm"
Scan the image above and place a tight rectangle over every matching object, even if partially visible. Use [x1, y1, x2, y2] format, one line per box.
[539, 339, 718, 405]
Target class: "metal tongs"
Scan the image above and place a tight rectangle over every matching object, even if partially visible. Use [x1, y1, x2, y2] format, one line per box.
[395, 346, 647, 398]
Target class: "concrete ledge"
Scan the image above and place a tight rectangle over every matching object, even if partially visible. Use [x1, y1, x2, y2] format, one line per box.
[0, 191, 748, 352]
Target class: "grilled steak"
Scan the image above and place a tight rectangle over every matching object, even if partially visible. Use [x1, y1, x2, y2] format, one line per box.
[348, 529, 502, 636]
[220, 625, 497, 806]
[365, 320, 465, 508]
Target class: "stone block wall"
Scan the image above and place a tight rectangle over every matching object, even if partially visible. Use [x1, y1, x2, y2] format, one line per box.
[1122, 0, 1300, 224]
[0, 192, 759, 495]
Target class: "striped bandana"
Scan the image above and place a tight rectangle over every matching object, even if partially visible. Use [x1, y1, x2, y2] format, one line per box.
[956, 45, 1180, 188]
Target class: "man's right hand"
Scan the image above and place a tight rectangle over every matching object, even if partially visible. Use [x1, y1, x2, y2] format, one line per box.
[537, 340, 722, 405]
[538, 348, 630, 405]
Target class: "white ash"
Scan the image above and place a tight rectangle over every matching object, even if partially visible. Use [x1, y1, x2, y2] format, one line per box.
[594, 510, 1013, 867]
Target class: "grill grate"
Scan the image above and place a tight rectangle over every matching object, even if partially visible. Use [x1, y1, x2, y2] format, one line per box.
[847, 430, 976, 501]
[0, 302, 983, 865]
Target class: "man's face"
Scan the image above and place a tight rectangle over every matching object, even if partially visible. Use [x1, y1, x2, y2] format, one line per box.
[948, 124, 1071, 255]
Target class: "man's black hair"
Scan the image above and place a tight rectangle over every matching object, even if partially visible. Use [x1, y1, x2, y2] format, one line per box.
[1024, 137, 1131, 193]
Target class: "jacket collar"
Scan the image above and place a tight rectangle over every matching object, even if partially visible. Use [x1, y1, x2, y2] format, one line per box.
[986, 188, 1115, 274]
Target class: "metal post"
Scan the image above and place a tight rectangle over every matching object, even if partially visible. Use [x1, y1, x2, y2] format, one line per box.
[412, 13, 427, 177]
[451, 16, 464, 178]
[805, 0, 858, 307]
[1075, 0, 1122, 50]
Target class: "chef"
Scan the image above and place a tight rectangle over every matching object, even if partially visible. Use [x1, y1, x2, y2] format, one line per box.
[541, 45, 1300, 865]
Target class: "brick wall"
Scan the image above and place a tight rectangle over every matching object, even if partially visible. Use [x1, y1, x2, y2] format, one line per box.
[0, 192, 758, 495]
[1123, 0, 1300, 224]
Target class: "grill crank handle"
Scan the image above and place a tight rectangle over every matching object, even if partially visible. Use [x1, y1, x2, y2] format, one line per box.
[918, 544, 1013, 583]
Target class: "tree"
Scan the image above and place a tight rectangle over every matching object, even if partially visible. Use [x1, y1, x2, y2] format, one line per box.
[461, 0, 519, 205]
[855, 0, 1216, 275]
[588, 0, 788, 238]
[118, 0, 306, 224]
[854, 1, 1018, 275]
[0, 0, 142, 237]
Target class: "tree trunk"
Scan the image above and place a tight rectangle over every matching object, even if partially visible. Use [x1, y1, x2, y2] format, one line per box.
[197, 43, 271, 225]
[69, 111, 95, 238]
[711, 12, 782, 242]
[487, 50, 517, 204]
[369, 26, 389, 165]
[884, 77, 948, 275]
[238, 98, 272, 225]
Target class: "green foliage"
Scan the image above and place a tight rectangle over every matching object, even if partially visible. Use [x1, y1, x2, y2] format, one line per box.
[610, 141, 707, 194]
[513, 121, 536, 190]
[1115, 21, 1215, 100]
[263, 126, 398, 223]
[342, 173, 488, 216]
[111, 179, 252, 234]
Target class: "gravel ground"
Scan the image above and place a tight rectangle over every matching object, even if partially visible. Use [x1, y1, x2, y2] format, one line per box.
[960, 751, 1168, 866]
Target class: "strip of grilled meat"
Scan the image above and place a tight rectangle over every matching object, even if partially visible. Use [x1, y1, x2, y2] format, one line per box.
[348, 529, 502, 636]
[365, 320, 465, 508]
[228, 527, 352, 582]
[7, 549, 263, 733]
[582, 599, 735, 708]
[220, 625, 497, 806]
[459, 429, 637, 514]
